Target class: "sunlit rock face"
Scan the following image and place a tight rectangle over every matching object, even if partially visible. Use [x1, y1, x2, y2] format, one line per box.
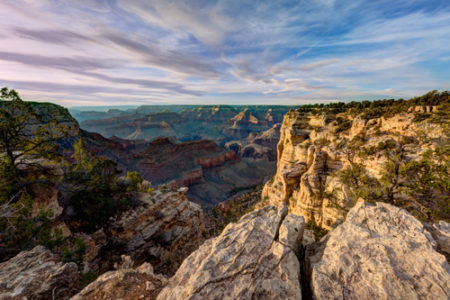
[262, 108, 445, 229]
[310, 200, 450, 300]
[157, 205, 304, 300]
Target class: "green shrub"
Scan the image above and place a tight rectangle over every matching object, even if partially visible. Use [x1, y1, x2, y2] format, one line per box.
[412, 113, 431, 122]
[305, 219, 328, 239]
[62, 237, 86, 266]
[333, 117, 352, 133]
[80, 271, 98, 288]
[64, 139, 129, 231]
[126, 171, 143, 192]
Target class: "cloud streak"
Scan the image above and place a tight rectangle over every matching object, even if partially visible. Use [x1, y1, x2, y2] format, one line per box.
[0, 0, 449, 106]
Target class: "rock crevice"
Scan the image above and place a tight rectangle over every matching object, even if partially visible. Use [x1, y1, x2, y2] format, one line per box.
[157, 205, 305, 300]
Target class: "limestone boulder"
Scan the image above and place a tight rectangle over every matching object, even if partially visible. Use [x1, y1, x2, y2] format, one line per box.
[109, 190, 204, 276]
[311, 201, 450, 300]
[0, 246, 79, 300]
[278, 214, 305, 253]
[72, 262, 167, 300]
[428, 220, 450, 259]
[157, 206, 304, 300]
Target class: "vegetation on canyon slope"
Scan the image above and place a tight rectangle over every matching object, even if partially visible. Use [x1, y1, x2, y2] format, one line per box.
[0, 88, 140, 261]
[1, 87, 449, 262]
[335, 137, 449, 221]
[330, 92, 449, 222]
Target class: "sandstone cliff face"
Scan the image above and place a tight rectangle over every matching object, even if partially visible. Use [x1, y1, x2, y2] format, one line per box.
[262, 109, 444, 229]
[0, 246, 79, 300]
[108, 189, 205, 276]
[157, 205, 304, 300]
[310, 200, 450, 300]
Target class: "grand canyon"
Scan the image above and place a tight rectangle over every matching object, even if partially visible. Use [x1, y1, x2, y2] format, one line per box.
[1, 0, 449, 299]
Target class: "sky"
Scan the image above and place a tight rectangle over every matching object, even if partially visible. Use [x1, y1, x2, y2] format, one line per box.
[0, 0, 449, 107]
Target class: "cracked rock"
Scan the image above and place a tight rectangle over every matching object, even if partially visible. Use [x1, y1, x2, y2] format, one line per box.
[157, 205, 302, 300]
[72, 262, 167, 300]
[278, 214, 305, 253]
[311, 201, 450, 300]
[0, 246, 79, 300]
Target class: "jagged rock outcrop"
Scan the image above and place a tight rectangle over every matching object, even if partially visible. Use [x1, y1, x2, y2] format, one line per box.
[426, 220, 450, 260]
[75, 229, 107, 272]
[225, 123, 281, 161]
[72, 261, 167, 300]
[310, 200, 450, 300]
[157, 206, 304, 300]
[262, 108, 445, 229]
[108, 189, 205, 276]
[223, 110, 269, 140]
[0, 246, 79, 300]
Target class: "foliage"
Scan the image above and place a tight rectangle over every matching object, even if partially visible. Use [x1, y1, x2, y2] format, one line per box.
[126, 171, 143, 192]
[402, 146, 449, 221]
[62, 237, 86, 266]
[158, 185, 169, 193]
[412, 113, 431, 122]
[80, 271, 98, 288]
[333, 117, 352, 133]
[0, 88, 71, 259]
[209, 185, 264, 237]
[63, 139, 129, 231]
[0, 192, 63, 261]
[336, 163, 383, 203]
[314, 137, 330, 148]
[0, 87, 68, 203]
[305, 219, 328, 240]
[428, 102, 449, 124]
[337, 134, 449, 222]
[294, 90, 449, 120]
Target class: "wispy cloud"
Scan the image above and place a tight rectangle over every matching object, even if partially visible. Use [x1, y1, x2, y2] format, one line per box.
[117, 0, 233, 46]
[0, 51, 116, 71]
[0, 0, 449, 106]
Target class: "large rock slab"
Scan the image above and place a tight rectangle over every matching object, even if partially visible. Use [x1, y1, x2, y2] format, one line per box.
[157, 206, 304, 300]
[311, 201, 450, 300]
[72, 262, 167, 300]
[109, 190, 205, 276]
[0, 246, 79, 300]
[429, 220, 450, 259]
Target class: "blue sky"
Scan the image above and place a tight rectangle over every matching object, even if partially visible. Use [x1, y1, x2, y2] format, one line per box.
[0, 0, 449, 106]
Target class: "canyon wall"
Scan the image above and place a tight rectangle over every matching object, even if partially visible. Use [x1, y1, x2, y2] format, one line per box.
[262, 107, 445, 229]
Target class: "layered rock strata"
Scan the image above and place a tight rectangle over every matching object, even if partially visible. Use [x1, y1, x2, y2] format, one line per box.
[109, 189, 205, 276]
[83, 133, 275, 206]
[225, 123, 281, 161]
[262, 109, 444, 229]
[0, 246, 79, 300]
